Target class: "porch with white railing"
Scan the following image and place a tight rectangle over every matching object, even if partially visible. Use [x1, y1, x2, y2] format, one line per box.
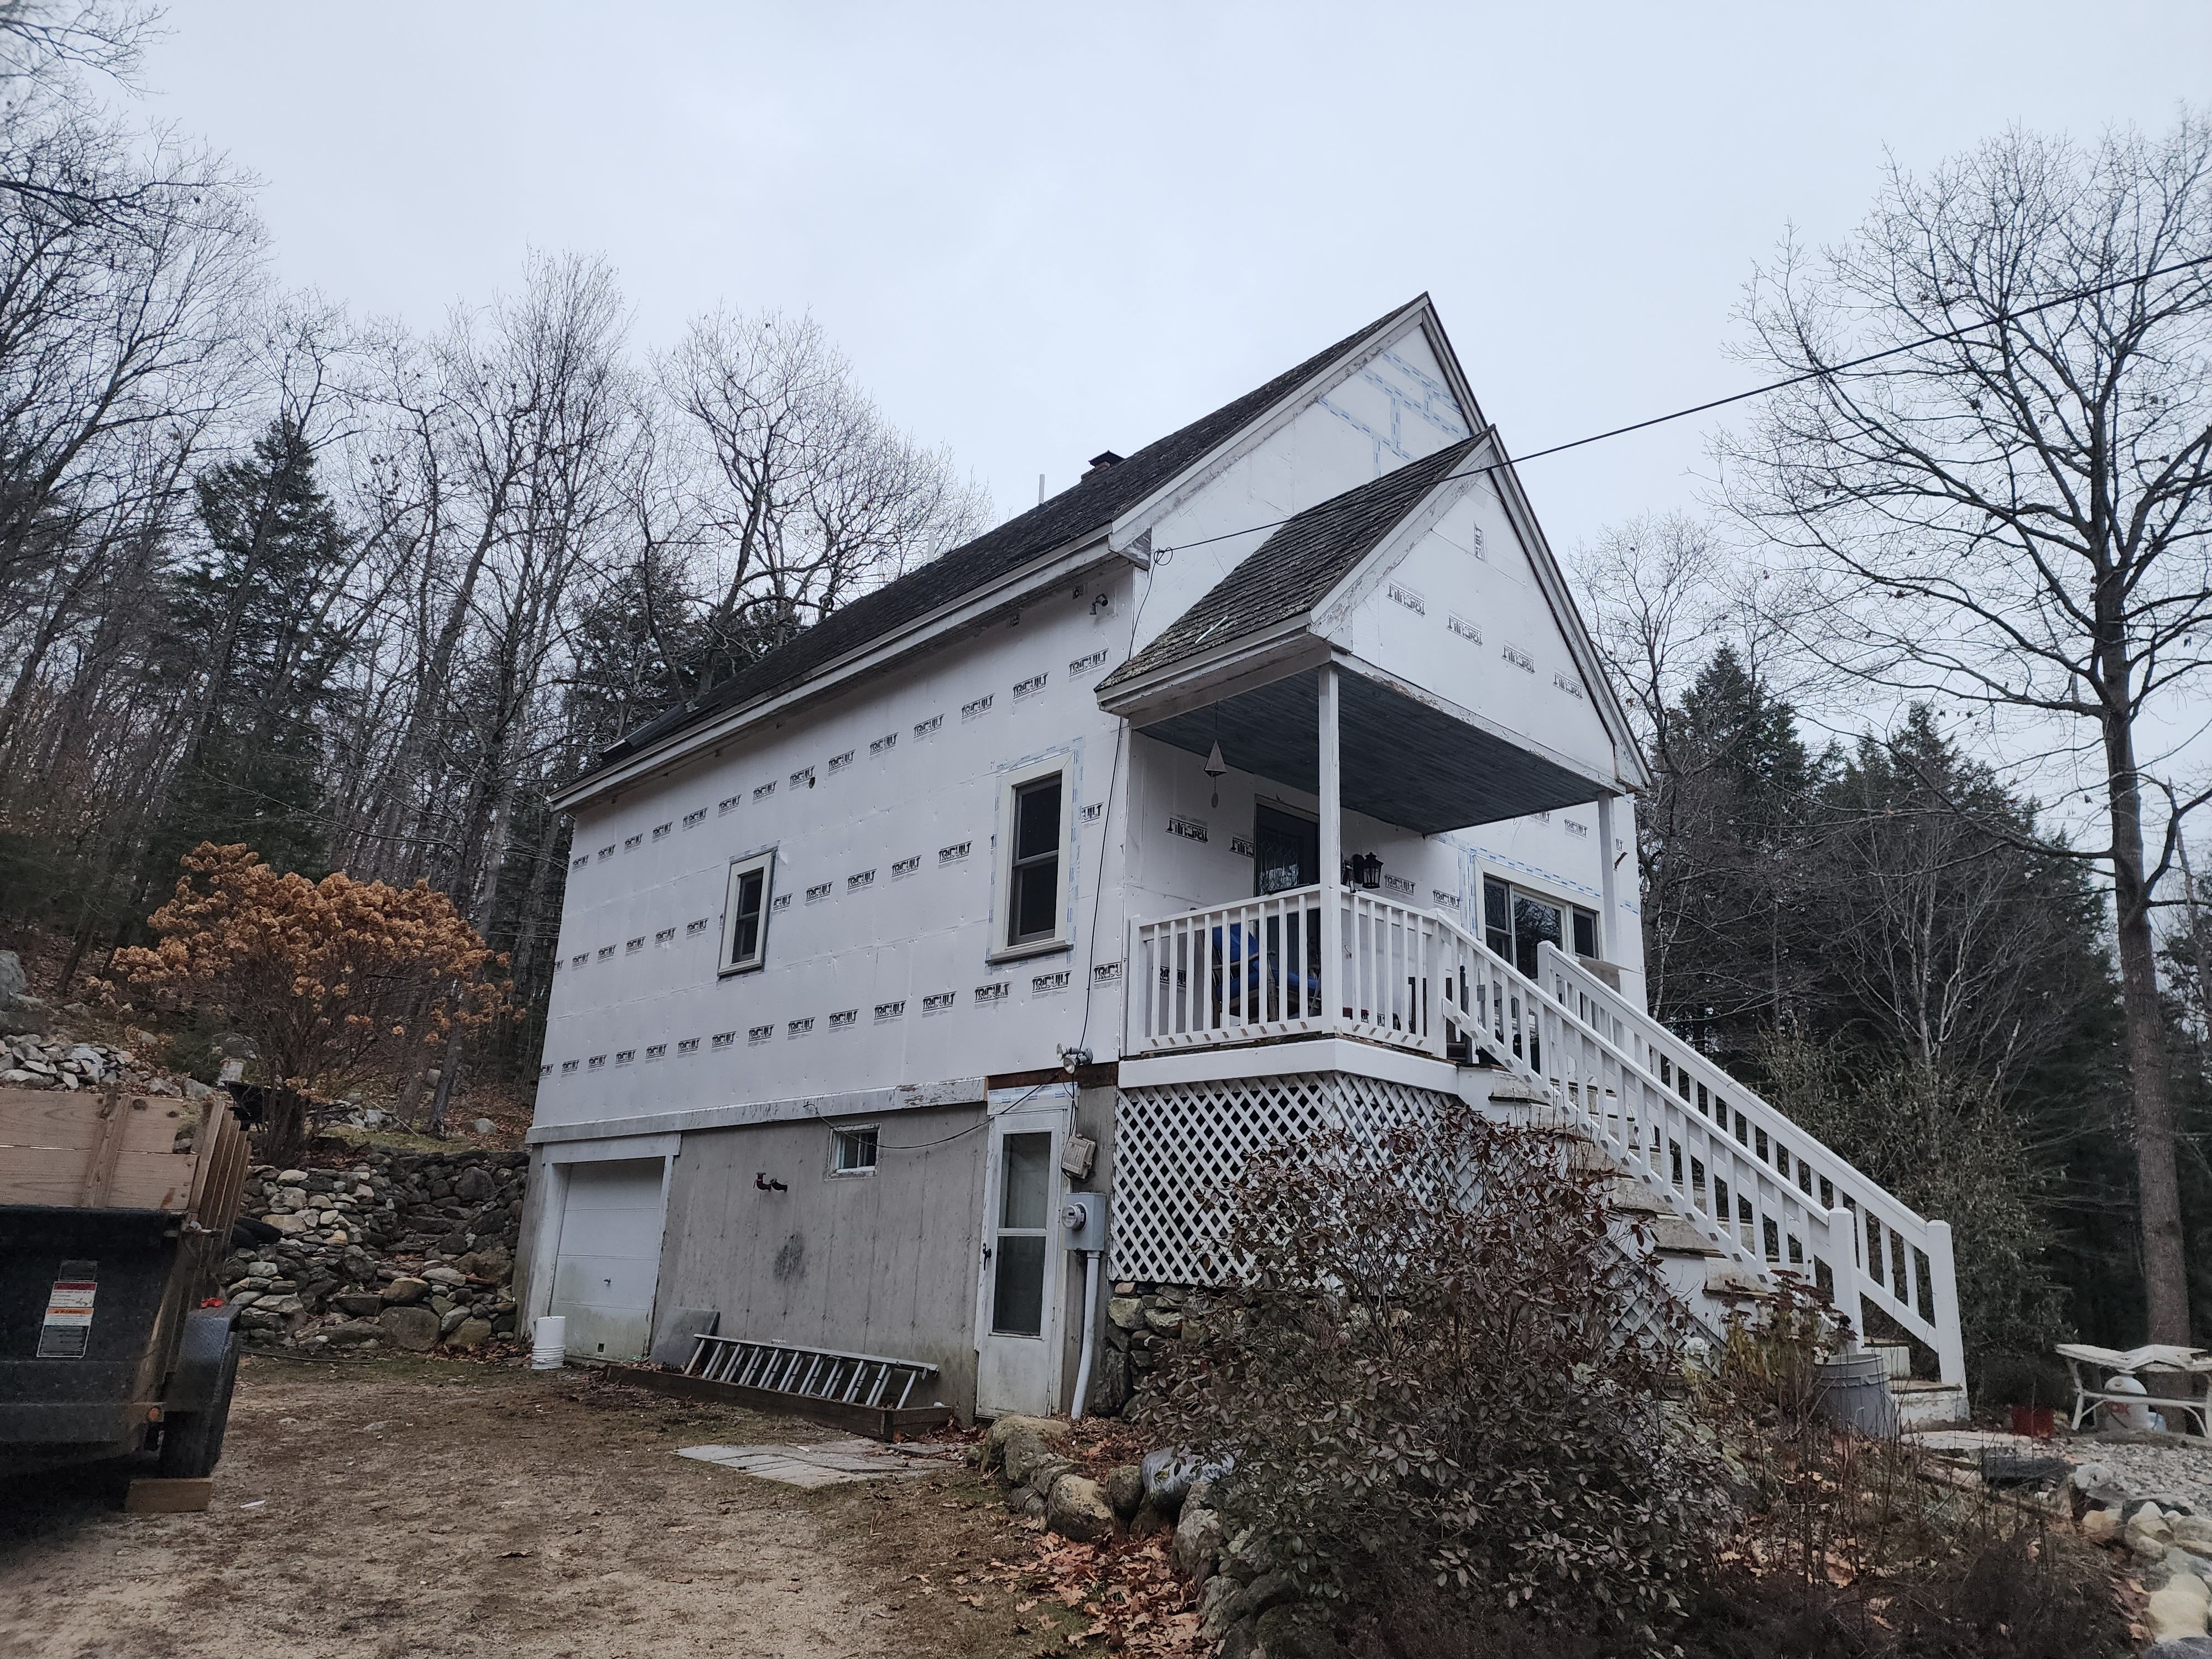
[1123, 880, 1966, 1390]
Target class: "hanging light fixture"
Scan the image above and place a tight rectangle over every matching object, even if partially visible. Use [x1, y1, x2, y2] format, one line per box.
[1204, 739, 1227, 807]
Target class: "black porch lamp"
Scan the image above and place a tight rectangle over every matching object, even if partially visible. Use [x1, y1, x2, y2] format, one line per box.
[1347, 852, 1383, 890]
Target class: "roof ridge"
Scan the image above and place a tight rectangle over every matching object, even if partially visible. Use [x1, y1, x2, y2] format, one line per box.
[587, 297, 1430, 775]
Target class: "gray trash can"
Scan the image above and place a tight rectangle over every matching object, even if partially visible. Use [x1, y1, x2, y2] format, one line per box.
[1814, 1350, 1900, 1437]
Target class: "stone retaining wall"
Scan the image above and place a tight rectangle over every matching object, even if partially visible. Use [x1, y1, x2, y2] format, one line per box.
[220, 1151, 528, 1355]
[1096, 1281, 1215, 1417]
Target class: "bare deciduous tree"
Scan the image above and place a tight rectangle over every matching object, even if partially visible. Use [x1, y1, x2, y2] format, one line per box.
[1723, 116, 2212, 1342]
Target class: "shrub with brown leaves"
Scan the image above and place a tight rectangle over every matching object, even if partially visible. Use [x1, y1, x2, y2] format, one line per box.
[109, 842, 509, 1160]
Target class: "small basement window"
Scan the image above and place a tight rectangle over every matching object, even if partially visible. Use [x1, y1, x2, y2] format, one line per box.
[831, 1125, 879, 1175]
[721, 851, 775, 974]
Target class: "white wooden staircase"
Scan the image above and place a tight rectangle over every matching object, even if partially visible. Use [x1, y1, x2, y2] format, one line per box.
[1124, 886, 1968, 1423]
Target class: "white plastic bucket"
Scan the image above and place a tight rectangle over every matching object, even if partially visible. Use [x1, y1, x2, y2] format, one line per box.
[531, 1314, 567, 1370]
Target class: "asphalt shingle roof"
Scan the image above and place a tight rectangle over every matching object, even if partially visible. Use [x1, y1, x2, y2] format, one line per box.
[593, 298, 1425, 771]
[1098, 436, 1477, 692]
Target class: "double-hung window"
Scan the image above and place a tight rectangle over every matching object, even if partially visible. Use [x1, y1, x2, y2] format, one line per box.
[990, 761, 1069, 958]
[1008, 775, 1062, 947]
[721, 851, 774, 974]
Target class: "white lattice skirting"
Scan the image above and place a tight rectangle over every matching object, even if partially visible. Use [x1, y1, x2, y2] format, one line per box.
[1110, 1071, 1454, 1285]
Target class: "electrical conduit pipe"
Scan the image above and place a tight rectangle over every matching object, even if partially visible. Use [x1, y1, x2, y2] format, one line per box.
[1070, 1249, 1103, 1418]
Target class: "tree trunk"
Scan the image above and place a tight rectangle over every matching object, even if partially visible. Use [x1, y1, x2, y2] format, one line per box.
[258, 1086, 310, 1170]
[2105, 711, 2190, 1344]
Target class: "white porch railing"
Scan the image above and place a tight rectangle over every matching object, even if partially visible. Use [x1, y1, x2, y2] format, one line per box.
[1125, 886, 1965, 1388]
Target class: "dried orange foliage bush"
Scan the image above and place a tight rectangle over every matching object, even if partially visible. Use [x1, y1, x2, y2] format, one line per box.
[111, 842, 509, 1099]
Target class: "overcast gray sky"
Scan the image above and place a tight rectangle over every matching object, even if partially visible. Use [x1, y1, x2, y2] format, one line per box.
[139, 2, 2210, 558]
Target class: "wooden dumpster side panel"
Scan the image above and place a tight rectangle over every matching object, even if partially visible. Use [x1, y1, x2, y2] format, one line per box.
[0, 1088, 201, 1209]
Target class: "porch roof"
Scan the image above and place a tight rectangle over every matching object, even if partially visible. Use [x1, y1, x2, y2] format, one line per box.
[1098, 438, 1477, 693]
[1138, 664, 1608, 834]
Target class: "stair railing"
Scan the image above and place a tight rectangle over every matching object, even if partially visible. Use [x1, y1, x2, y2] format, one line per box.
[1535, 943, 1964, 1389]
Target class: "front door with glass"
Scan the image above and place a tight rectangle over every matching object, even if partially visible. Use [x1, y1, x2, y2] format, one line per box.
[974, 1089, 1070, 1417]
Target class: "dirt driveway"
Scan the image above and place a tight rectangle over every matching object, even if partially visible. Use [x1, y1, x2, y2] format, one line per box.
[0, 1356, 1071, 1659]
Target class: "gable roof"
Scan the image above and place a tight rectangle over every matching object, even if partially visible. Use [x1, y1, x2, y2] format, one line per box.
[1099, 436, 1478, 692]
[591, 298, 1429, 771]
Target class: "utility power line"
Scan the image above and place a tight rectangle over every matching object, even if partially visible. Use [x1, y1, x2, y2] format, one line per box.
[1154, 251, 2212, 561]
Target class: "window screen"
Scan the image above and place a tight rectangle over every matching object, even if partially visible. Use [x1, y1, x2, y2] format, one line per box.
[1008, 775, 1062, 946]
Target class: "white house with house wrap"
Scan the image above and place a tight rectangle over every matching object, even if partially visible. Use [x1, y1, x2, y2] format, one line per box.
[515, 296, 1966, 1425]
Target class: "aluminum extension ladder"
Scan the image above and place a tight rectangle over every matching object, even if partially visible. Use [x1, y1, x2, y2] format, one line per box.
[683, 1334, 938, 1409]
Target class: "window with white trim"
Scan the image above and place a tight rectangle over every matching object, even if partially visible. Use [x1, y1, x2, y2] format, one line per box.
[720, 851, 775, 973]
[1005, 770, 1063, 950]
[831, 1124, 879, 1175]
[1482, 874, 1598, 976]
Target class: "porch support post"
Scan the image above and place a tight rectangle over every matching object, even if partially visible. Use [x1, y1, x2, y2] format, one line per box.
[1596, 791, 1621, 961]
[1318, 663, 1343, 1028]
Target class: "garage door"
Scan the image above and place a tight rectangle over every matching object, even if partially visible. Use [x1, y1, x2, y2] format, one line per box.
[549, 1158, 667, 1360]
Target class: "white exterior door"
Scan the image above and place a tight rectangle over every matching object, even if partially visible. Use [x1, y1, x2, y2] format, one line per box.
[974, 1086, 1072, 1417]
[549, 1157, 668, 1360]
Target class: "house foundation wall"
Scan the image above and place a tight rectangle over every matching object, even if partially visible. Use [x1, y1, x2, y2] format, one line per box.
[656, 1103, 990, 1414]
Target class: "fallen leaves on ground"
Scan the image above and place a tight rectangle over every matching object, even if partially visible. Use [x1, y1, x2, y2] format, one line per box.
[987, 1534, 1202, 1653]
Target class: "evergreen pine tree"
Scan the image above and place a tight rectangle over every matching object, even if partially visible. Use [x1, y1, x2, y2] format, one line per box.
[146, 418, 349, 885]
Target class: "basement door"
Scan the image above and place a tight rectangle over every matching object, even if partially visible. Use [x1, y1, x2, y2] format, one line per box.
[548, 1157, 668, 1361]
[974, 1085, 1073, 1418]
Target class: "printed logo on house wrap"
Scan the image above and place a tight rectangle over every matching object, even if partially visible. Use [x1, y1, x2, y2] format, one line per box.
[684, 808, 707, 829]
[1092, 961, 1123, 985]
[1069, 648, 1108, 676]
[973, 982, 1008, 1004]
[1387, 582, 1425, 614]
[1229, 835, 1255, 858]
[913, 713, 943, 738]
[754, 781, 776, 800]
[891, 855, 921, 878]
[770, 893, 791, 911]
[805, 882, 833, 903]
[1383, 874, 1417, 896]
[869, 732, 898, 755]
[787, 1017, 813, 1037]
[1013, 672, 1047, 701]
[1552, 671, 1584, 700]
[718, 795, 740, 814]
[847, 869, 875, 892]
[36, 1263, 96, 1359]
[874, 1001, 905, 1021]
[1167, 815, 1208, 842]
[651, 822, 671, 840]
[1448, 614, 1481, 645]
[1502, 642, 1535, 672]
[1031, 971, 1070, 994]
[713, 1030, 736, 1049]
[827, 750, 854, 774]
[827, 1009, 858, 1030]
[1079, 802, 1103, 825]
[921, 991, 956, 1013]
[624, 834, 643, 851]
[961, 694, 994, 722]
[938, 841, 971, 864]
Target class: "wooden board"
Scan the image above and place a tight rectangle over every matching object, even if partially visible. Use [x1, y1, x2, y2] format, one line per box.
[125, 1477, 214, 1514]
[0, 1087, 205, 1210]
[604, 1364, 957, 1441]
